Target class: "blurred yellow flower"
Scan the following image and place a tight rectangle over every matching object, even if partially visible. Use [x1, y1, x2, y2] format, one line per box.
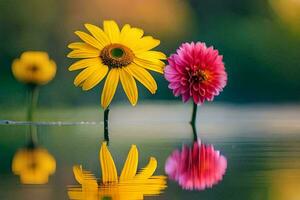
[268, 169, 300, 200]
[269, 0, 300, 33]
[68, 20, 166, 108]
[12, 51, 56, 85]
[12, 147, 56, 184]
[68, 142, 166, 200]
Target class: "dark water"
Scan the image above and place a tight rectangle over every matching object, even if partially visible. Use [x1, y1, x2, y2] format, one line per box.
[1, 104, 300, 200]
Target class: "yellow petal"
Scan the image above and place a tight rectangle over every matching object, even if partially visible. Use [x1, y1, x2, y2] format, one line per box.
[135, 157, 157, 179]
[68, 58, 102, 71]
[68, 42, 93, 50]
[84, 23, 110, 47]
[21, 51, 49, 62]
[120, 145, 138, 182]
[73, 66, 97, 87]
[103, 20, 120, 43]
[82, 65, 108, 91]
[99, 142, 118, 184]
[101, 68, 119, 109]
[119, 69, 138, 106]
[120, 24, 144, 49]
[72, 165, 98, 195]
[67, 48, 100, 59]
[125, 64, 157, 94]
[135, 51, 167, 60]
[134, 57, 165, 74]
[132, 36, 160, 54]
[75, 31, 104, 50]
[73, 165, 84, 184]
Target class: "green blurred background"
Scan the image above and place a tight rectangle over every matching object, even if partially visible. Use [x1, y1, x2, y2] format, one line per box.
[1, 0, 300, 108]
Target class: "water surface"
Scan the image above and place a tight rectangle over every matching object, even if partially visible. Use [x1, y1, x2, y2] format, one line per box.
[1, 103, 300, 200]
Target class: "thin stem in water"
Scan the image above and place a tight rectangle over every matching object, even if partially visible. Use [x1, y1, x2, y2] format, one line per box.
[28, 125, 38, 148]
[104, 107, 110, 142]
[190, 102, 198, 141]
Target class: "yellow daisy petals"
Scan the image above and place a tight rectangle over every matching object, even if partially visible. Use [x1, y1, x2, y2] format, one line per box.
[134, 57, 165, 74]
[68, 143, 167, 200]
[99, 142, 118, 184]
[67, 48, 100, 59]
[132, 36, 160, 54]
[101, 69, 120, 109]
[68, 58, 101, 71]
[75, 31, 104, 50]
[125, 64, 157, 94]
[73, 165, 85, 184]
[82, 65, 108, 91]
[68, 42, 91, 50]
[119, 69, 138, 106]
[84, 23, 110, 47]
[73, 66, 97, 87]
[120, 145, 138, 181]
[135, 157, 157, 180]
[67, 20, 166, 108]
[120, 24, 144, 49]
[135, 51, 167, 60]
[103, 20, 120, 44]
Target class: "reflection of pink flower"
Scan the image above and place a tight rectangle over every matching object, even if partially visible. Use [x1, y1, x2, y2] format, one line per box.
[165, 140, 227, 190]
[164, 42, 227, 105]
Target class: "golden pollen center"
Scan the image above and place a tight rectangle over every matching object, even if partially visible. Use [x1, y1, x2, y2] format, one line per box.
[100, 44, 134, 68]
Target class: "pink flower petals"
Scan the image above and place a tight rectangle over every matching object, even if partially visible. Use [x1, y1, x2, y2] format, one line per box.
[165, 140, 227, 190]
[164, 42, 227, 105]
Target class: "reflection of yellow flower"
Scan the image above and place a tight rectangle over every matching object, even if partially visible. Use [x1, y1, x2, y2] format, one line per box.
[268, 169, 300, 200]
[12, 51, 57, 85]
[67, 20, 166, 108]
[12, 147, 56, 184]
[68, 142, 166, 200]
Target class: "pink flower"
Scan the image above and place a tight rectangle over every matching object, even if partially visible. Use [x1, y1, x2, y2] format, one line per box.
[164, 42, 227, 104]
[165, 140, 227, 190]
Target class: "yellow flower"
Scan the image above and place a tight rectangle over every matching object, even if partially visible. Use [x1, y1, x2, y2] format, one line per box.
[12, 51, 57, 85]
[68, 142, 167, 200]
[269, 0, 300, 33]
[67, 20, 166, 108]
[268, 169, 300, 200]
[12, 147, 56, 184]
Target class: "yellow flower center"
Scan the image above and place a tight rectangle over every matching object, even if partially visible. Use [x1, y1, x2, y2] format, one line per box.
[29, 161, 38, 169]
[191, 70, 208, 82]
[29, 65, 39, 73]
[100, 44, 134, 68]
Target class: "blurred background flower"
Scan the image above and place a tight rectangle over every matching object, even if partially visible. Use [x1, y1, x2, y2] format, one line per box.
[11, 51, 57, 122]
[269, 0, 300, 34]
[165, 140, 227, 190]
[268, 169, 300, 200]
[12, 51, 56, 85]
[12, 146, 56, 184]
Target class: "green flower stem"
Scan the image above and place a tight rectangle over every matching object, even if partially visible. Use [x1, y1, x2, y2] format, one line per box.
[27, 84, 39, 122]
[190, 102, 198, 141]
[104, 107, 110, 142]
[28, 125, 38, 148]
[27, 84, 39, 146]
